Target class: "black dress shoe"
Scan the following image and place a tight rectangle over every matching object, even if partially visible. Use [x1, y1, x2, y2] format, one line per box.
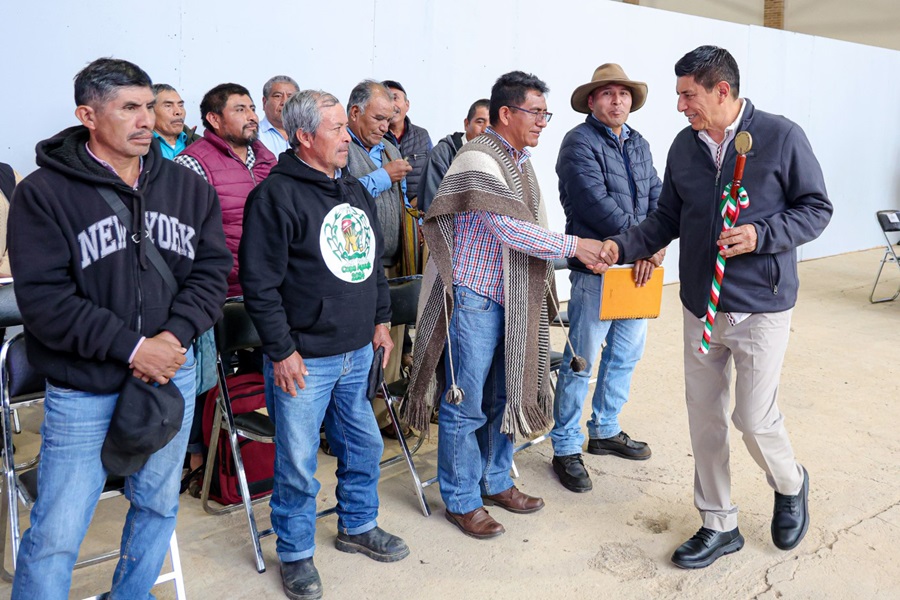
[281, 557, 323, 600]
[335, 526, 410, 562]
[772, 466, 810, 550]
[552, 454, 592, 493]
[587, 431, 651, 460]
[671, 527, 744, 569]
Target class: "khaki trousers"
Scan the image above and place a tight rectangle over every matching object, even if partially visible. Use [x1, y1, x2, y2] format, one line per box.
[682, 306, 804, 532]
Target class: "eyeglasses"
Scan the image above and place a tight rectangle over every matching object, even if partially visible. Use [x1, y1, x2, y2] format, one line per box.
[508, 106, 553, 123]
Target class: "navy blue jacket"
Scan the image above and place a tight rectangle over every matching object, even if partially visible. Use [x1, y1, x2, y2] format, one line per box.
[611, 99, 832, 316]
[557, 116, 661, 273]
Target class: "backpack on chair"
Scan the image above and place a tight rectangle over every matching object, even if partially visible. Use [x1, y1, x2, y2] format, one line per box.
[201, 372, 275, 505]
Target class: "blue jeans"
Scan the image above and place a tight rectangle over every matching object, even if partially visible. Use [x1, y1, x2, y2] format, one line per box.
[264, 344, 382, 563]
[12, 348, 196, 600]
[551, 271, 647, 456]
[438, 286, 514, 515]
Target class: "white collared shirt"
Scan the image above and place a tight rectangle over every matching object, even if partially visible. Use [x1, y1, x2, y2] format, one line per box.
[258, 116, 290, 156]
[699, 99, 750, 327]
[699, 99, 746, 170]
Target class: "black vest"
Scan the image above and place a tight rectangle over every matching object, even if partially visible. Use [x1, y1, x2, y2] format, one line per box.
[0, 163, 15, 200]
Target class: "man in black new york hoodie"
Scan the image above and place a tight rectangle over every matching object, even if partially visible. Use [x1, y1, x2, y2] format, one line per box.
[239, 90, 407, 600]
[8, 59, 231, 599]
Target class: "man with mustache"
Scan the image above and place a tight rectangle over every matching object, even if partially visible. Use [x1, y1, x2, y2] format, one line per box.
[550, 64, 664, 494]
[176, 83, 276, 297]
[240, 90, 406, 600]
[8, 57, 231, 598]
[405, 71, 609, 539]
[151, 83, 200, 160]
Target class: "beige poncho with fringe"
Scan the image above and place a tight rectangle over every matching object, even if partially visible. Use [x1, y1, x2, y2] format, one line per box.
[402, 131, 557, 441]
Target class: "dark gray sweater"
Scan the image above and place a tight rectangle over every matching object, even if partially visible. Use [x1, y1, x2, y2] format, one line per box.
[611, 99, 832, 316]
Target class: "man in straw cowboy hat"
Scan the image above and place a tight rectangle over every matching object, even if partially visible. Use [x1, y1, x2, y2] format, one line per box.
[550, 63, 665, 494]
[598, 45, 831, 569]
[404, 71, 609, 540]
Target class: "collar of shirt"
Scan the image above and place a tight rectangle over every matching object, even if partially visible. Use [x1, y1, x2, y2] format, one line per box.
[699, 98, 746, 169]
[247, 145, 257, 168]
[295, 153, 342, 179]
[85, 142, 142, 189]
[152, 130, 188, 160]
[486, 127, 530, 172]
[152, 129, 188, 148]
[590, 115, 631, 143]
[348, 127, 386, 164]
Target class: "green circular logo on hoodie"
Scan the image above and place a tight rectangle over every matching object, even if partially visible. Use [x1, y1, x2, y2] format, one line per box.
[320, 203, 375, 283]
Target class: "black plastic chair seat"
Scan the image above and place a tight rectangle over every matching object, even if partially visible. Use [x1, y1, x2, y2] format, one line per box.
[386, 379, 409, 399]
[550, 351, 564, 371]
[551, 311, 569, 327]
[233, 411, 275, 439]
[387, 276, 422, 328]
[18, 468, 125, 502]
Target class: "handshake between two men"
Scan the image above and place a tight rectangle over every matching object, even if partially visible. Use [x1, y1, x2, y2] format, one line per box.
[575, 238, 666, 287]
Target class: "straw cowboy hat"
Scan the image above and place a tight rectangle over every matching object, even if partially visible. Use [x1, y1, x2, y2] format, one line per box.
[570, 63, 648, 114]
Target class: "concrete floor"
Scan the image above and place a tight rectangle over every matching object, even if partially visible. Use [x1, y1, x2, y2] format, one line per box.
[1, 248, 898, 600]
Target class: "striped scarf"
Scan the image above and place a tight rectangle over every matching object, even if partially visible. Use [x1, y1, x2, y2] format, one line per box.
[402, 132, 555, 440]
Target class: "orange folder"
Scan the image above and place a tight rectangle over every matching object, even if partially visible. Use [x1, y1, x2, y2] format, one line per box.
[599, 266, 664, 320]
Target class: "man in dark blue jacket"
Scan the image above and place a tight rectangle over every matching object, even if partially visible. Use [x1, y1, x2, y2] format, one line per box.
[551, 64, 664, 493]
[599, 46, 832, 569]
[239, 89, 408, 600]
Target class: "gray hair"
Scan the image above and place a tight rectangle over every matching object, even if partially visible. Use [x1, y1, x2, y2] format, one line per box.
[347, 80, 392, 115]
[283, 90, 341, 149]
[263, 75, 299, 99]
[151, 83, 177, 97]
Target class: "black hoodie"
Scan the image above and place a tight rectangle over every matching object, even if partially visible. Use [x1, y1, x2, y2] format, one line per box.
[239, 152, 391, 361]
[8, 126, 232, 394]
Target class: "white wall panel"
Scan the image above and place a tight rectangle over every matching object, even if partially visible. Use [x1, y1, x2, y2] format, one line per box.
[2, 0, 898, 298]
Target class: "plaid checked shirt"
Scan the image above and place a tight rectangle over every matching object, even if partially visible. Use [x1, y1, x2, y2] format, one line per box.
[452, 128, 577, 306]
[173, 146, 257, 182]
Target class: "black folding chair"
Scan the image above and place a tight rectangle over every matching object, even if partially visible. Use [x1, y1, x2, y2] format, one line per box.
[199, 299, 276, 573]
[870, 210, 900, 303]
[202, 287, 433, 572]
[0, 285, 185, 598]
[379, 276, 431, 516]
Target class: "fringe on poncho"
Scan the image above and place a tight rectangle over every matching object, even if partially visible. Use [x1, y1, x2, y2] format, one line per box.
[401, 132, 557, 442]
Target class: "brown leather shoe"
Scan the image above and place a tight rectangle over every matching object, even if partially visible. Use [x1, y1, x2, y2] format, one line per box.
[444, 507, 505, 539]
[482, 486, 545, 514]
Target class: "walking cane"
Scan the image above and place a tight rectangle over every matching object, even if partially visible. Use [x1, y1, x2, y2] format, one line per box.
[699, 131, 753, 354]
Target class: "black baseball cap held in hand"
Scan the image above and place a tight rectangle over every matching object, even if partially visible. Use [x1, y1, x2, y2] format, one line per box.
[101, 377, 185, 477]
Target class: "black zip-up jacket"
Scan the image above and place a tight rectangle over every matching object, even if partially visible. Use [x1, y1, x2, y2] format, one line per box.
[8, 126, 232, 394]
[611, 99, 832, 316]
[385, 116, 433, 200]
[239, 152, 391, 361]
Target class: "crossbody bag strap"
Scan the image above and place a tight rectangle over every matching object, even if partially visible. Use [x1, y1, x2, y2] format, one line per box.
[94, 185, 179, 296]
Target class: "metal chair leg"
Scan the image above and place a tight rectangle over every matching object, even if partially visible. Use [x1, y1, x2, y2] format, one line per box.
[870, 249, 900, 303]
[226, 424, 267, 573]
[382, 385, 431, 516]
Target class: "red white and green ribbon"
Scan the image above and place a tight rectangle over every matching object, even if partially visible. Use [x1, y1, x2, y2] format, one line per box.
[699, 182, 749, 354]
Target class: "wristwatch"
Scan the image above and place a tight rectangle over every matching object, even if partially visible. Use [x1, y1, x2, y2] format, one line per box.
[378, 322, 392, 329]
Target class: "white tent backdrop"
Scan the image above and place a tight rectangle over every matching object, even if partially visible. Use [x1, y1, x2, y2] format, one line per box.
[2, 0, 898, 293]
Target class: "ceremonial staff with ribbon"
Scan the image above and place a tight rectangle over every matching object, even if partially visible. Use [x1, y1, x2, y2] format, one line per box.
[699, 131, 753, 354]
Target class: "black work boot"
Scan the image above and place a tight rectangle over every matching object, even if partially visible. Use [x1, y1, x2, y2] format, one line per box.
[281, 557, 322, 600]
[335, 526, 410, 562]
[552, 454, 593, 492]
[587, 431, 651, 460]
